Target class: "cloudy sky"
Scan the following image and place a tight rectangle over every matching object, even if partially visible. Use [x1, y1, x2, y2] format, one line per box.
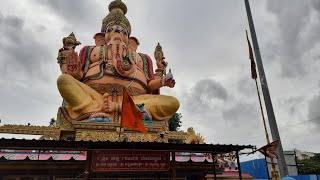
[0, 0, 320, 160]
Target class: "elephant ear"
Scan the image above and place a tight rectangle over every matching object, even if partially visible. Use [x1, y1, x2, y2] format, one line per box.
[128, 36, 140, 52]
[93, 33, 106, 46]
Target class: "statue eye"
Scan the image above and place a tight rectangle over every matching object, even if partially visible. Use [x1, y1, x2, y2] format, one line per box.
[107, 28, 113, 33]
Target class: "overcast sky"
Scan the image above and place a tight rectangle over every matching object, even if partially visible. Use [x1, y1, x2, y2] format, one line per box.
[0, 0, 320, 159]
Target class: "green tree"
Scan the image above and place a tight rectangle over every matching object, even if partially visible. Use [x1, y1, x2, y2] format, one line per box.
[297, 153, 320, 175]
[49, 118, 56, 127]
[168, 113, 182, 131]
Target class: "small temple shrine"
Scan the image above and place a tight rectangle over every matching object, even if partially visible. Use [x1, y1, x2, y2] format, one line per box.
[0, 0, 255, 179]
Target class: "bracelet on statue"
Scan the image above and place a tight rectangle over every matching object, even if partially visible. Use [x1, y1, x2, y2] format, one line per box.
[118, 103, 121, 113]
[160, 76, 165, 86]
[155, 68, 165, 76]
[57, 59, 67, 65]
[57, 54, 67, 64]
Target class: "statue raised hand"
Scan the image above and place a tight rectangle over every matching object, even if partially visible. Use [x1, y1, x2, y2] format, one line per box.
[65, 49, 83, 80]
[154, 43, 175, 88]
[57, 33, 82, 79]
[154, 43, 168, 76]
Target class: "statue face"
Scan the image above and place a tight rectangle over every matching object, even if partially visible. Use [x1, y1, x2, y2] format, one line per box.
[105, 25, 129, 45]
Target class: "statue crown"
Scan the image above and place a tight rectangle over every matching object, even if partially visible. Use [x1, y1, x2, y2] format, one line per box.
[108, 0, 127, 14]
[62, 32, 81, 48]
[101, 0, 131, 36]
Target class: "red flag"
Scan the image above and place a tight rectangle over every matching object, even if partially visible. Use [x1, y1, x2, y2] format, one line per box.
[258, 140, 279, 158]
[246, 30, 257, 79]
[121, 88, 147, 134]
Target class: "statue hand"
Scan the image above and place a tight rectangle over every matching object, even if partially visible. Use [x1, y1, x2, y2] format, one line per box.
[65, 48, 81, 78]
[162, 77, 176, 88]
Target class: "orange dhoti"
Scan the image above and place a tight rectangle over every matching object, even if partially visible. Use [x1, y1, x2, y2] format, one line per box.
[57, 74, 180, 121]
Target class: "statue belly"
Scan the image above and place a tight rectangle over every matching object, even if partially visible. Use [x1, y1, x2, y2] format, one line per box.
[84, 66, 148, 95]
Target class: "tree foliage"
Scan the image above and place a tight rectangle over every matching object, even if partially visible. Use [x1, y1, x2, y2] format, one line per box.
[297, 153, 320, 175]
[168, 113, 182, 131]
[49, 118, 56, 127]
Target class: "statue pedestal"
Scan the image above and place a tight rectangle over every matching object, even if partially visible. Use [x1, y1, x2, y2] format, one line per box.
[57, 107, 188, 143]
[72, 121, 167, 142]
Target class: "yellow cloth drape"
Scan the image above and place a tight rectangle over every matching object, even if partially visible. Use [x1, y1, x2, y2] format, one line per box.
[57, 74, 179, 121]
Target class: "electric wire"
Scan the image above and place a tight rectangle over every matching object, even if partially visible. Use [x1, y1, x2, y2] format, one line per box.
[217, 116, 320, 142]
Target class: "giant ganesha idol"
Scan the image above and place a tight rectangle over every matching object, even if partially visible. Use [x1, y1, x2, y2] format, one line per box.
[56, 0, 179, 127]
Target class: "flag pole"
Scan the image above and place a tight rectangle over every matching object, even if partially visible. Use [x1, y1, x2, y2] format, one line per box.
[118, 126, 122, 140]
[244, 0, 288, 177]
[254, 79, 270, 144]
[247, 29, 279, 179]
[254, 78, 279, 180]
[118, 88, 125, 141]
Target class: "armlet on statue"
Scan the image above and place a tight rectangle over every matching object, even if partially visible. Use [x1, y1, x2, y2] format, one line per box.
[155, 68, 165, 77]
[79, 46, 96, 74]
[138, 53, 155, 81]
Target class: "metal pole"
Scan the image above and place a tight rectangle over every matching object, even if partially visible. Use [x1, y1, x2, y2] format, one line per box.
[211, 153, 217, 180]
[172, 151, 176, 180]
[264, 156, 271, 180]
[85, 150, 92, 180]
[236, 151, 242, 180]
[244, 0, 288, 177]
[254, 79, 270, 144]
[255, 79, 279, 180]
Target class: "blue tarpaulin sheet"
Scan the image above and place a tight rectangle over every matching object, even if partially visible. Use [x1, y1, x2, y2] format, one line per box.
[240, 158, 320, 180]
[240, 158, 269, 179]
[289, 175, 319, 180]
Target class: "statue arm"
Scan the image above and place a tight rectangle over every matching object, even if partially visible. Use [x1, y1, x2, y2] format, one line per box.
[138, 53, 162, 93]
[139, 53, 175, 93]
[78, 46, 96, 81]
[148, 77, 163, 92]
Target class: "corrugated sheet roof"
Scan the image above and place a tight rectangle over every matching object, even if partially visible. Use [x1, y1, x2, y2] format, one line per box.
[0, 152, 86, 161]
[0, 151, 215, 162]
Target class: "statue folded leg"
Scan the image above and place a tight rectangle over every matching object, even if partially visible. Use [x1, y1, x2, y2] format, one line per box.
[57, 74, 103, 119]
[133, 94, 180, 121]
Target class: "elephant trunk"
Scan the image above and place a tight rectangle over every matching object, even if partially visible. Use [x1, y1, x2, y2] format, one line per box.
[114, 48, 135, 76]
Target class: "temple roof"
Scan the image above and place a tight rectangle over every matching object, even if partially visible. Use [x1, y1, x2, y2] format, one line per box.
[0, 138, 255, 153]
[0, 151, 85, 161]
[0, 151, 213, 162]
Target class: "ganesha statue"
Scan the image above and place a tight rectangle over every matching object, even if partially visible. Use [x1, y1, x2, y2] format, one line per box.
[56, 0, 179, 126]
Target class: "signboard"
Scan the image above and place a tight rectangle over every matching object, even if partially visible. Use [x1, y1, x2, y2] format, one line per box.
[91, 150, 170, 171]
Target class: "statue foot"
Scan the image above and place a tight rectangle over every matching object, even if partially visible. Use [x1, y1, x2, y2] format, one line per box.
[87, 112, 112, 122]
[136, 104, 152, 122]
[102, 93, 119, 113]
[89, 112, 110, 119]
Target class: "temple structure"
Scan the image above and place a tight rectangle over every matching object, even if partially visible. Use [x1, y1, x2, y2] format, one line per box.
[0, 0, 255, 179]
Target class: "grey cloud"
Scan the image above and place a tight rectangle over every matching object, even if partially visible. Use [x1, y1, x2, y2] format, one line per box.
[192, 79, 228, 101]
[184, 78, 228, 113]
[40, 0, 104, 32]
[237, 76, 256, 97]
[222, 102, 260, 127]
[312, 0, 320, 15]
[266, 0, 320, 78]
[278, 96, 305, 116]
[308, 93, 320, 128]
[36, 25, 46, 33]
[0, 12, 52, 80]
